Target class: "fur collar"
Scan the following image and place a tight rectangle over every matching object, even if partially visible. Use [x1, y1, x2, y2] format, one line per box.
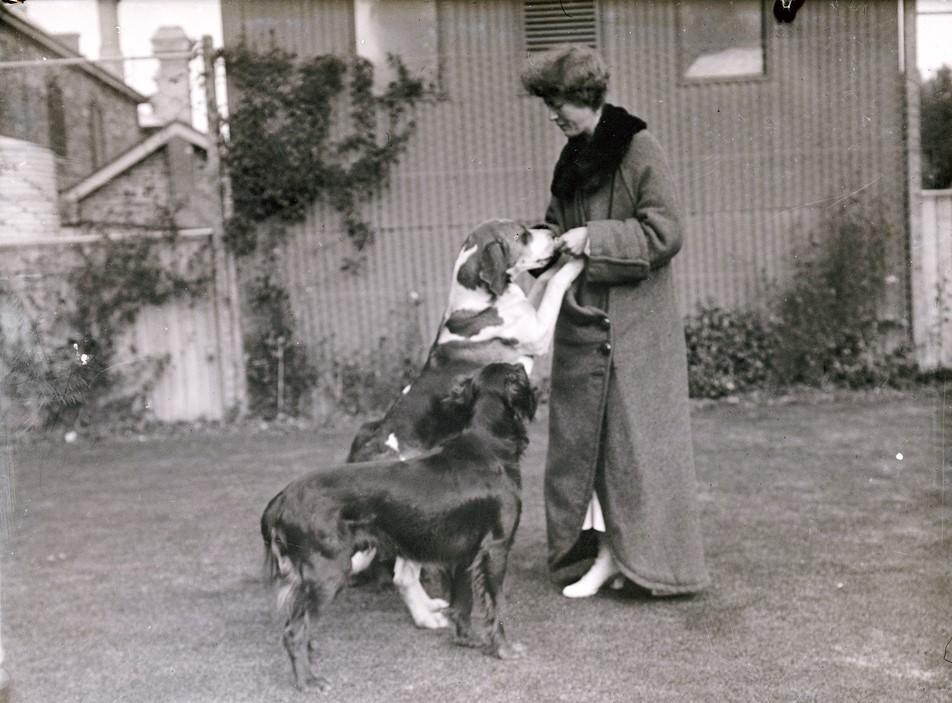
[550, 104, 647, 200]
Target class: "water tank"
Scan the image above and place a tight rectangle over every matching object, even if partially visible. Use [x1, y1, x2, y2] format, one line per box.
[0, 135, 60, 240]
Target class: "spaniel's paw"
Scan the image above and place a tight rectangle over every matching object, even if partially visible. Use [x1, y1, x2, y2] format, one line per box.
[493, 640, 527, 660]
[303, 674, 331, 693]
[452, 633, 487, 649]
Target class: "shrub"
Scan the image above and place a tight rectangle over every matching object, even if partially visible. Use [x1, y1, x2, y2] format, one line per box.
[684, 196, 922, 398]
[921, 65, 952, 190]
[685, 305, 779, 398]
[244, 268, 317, 419]
[771, 198, 916, 389]
[327, 339, 423, 417]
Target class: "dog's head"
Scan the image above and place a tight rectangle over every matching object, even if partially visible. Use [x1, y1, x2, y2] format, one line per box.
[456, 220, 558, 297]
[438, 363, 537, 426]
[473, 362, 538, 423]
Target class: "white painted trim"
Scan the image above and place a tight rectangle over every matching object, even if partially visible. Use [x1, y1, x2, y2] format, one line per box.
[0, 6, 148, 103]
[0, 52, 193, 70]
[0, 227, 212, 249]
[897, 0, 904, 74]
[922, 189, 952, 198]
[61, 122, 209, 202]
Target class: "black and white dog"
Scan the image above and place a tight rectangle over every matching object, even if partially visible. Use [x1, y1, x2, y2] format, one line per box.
[261, 363, 537, 690]
[345, 219, 582, 628]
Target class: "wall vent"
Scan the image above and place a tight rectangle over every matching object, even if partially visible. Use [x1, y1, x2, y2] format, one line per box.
[524, 0, 598, 53]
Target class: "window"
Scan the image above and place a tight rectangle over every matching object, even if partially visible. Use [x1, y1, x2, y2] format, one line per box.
[354, 0, 440, 92]
[678, 0, 765, 81]
[524, 0, 598, 53]
[89, 100, 106, 168]
[46, 77, 68, 157]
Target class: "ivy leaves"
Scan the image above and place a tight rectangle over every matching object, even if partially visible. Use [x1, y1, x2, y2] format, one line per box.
[219, 44, 428, 416]
[220, 44, 428, 259]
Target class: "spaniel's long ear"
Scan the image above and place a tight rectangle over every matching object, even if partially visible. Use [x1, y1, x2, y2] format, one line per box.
[441, 374, 477, 413]
[478, 240, 511, 298]
[505, 367, 537, 422]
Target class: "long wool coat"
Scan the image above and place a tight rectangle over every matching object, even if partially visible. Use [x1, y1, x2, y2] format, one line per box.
[542, 105, 710, 595]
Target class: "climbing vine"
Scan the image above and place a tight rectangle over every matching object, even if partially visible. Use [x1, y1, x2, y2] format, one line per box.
[218, 43, 430, 417]
[0, 227, 208, 431]
[220, 43, 429, 260]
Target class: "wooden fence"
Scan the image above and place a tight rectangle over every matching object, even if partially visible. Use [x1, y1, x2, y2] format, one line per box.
[0, 228, 236, 425]
[913, 190, 952, 370]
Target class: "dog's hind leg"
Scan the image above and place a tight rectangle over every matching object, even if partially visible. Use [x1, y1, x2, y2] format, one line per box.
[283, 609, 322, 692]
[281, 553, 345, 691]
[393, 557, 449, 629]
[472, 537, 525, 660]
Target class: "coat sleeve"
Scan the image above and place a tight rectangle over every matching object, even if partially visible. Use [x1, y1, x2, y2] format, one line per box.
[584, 132, 683, 286]
[542, 198, 565, 237]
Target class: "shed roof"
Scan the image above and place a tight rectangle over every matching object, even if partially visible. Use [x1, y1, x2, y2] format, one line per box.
[62, 120, 208, 201]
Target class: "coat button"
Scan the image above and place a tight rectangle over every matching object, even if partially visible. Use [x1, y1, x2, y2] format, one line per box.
[599, 342, 612, 355]
[600, 317, 611, 330]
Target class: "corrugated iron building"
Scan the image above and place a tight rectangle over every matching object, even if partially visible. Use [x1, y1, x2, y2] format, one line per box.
[221, 0, 918, 370]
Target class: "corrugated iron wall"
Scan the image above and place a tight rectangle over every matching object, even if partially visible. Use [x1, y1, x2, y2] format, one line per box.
[220, 0, 355, 54]
[222, 0, 912, 368]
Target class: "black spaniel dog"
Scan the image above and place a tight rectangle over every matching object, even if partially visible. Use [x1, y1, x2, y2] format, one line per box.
[261, 362, 537, 690]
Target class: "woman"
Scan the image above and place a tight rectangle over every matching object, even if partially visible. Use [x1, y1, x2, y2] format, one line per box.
[521, 46, 709, 597]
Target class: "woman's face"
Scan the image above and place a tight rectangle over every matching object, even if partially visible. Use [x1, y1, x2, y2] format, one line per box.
[544, 98, 600, 138]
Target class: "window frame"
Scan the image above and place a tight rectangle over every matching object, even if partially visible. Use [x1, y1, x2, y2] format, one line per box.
[352, 0, 445, 96]
[46, 76, 69, 157]
[88, 99, 106, 169]
[675, 0, 770, 87]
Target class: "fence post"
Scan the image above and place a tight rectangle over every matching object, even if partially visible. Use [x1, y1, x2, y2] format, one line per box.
[202, 35, 247, 418]
[0, 403, 12, 702]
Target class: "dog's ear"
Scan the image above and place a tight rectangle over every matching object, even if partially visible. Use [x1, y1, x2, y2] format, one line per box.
[416, 375, 475, 445]
[505, 367, 537, 421]
[478, 240, 511, 298]
[346, 418, 384, 462]
[441, 374, 477, 412]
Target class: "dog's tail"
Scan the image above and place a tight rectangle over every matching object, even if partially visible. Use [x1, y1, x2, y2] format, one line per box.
[260, 491, 307, 615]
[261, 492, 294, 577]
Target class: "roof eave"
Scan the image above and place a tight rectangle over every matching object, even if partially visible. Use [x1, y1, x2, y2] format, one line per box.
[0, 6, 149, 104]
[62, 121, 209, 202]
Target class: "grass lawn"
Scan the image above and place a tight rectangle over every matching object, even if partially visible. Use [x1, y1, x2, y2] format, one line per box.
[2, 389, 951, 702]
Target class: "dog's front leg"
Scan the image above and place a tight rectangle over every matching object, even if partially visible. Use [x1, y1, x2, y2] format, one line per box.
[523, 257, 585, 355]
[525, 266, 559, 309]
[393, 557, 450, 629]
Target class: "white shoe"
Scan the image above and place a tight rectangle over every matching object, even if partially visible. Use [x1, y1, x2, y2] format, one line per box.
[561, 544, 619, 599]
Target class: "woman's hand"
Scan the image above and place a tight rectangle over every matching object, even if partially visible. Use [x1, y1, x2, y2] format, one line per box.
[557, 226, 590, 257]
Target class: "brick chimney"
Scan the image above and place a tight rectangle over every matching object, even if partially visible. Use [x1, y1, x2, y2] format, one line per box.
[96, 0, 123, 79]
[151, 26, 193, 125]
